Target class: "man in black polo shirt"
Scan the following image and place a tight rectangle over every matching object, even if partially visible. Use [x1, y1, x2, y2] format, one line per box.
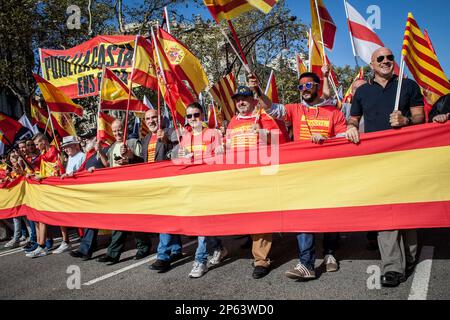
[346, 47, 425, 288]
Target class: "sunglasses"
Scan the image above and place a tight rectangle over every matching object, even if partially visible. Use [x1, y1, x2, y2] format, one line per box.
[376, 54, 395, 63]
[186, 113, 201, 119]
[298, 82, 319, 91]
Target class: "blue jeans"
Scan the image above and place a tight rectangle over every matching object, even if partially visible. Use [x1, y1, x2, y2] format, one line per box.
[157, 234, 182, 261]
[195, 237, 223, 264]
[12, 218, 21, 241]
[79, 229, 98, 256]
[28, 220, 37, 243]
[296, 233, 339, 270]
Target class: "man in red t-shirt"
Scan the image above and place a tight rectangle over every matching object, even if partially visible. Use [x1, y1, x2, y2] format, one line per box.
[254, 72, 346, 280]
[226, 85, 288, 280]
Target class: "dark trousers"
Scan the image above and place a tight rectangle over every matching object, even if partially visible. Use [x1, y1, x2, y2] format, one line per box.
[107, 231, 152, 259]
[79, 229, 98, 256]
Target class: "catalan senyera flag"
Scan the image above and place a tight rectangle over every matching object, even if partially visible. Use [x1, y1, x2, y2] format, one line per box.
[153, 29, 195, 124]
[33, 74, 83, 117]
[265, 70, 279, 104]
[311, 0, 337, 51]
[296, 53, 308, 77]
[97, 112, 116, 145]
[210, 73, 237, 122]
[51, 113, 76, 138]
[204, 0, 278, 23]
[0, 113, 23, 145]
[402, 13, 450, 105]
[2, 123, 450, 234]
[158, 28, 209, 97]
[131, 36, 158, 91]
[343, 68, 364, 104]
[100, 68, 148, 112]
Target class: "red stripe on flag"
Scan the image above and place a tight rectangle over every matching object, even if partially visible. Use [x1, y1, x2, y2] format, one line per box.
[348, 20, 384, 45]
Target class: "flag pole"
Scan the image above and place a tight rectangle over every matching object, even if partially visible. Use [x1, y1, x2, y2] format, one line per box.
[152, 26, 181, 143]
[227, 21, 249, 66]
[394, 56, 406, 111]
[220, 28, 251, 74]
[122, 35, 139, 142]
[343, 0, 360, 68]
[164, 6, 171, 34]
[46, 107, 60, 151]
[308, 29, 313, 72]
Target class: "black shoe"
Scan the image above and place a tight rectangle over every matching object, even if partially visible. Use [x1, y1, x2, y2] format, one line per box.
[70, 250, 83, 258]
[252, 266, 270, 279]
[149, 259, 171, 272]
[380, 271, 406, 287]
[169, 253, 184, 263]
[96, 255, 119, 265]
[134, 251, 150, 260]
[81, 254, 92, 261]
[406, 262, 417, 278]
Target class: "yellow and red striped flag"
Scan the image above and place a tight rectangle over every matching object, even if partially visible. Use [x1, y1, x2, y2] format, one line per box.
[30, 99, 49, 131]
[97, 112, 115, 145]
[296, 53, 308, 77]
[207, 103, 223, 129]
[33, 74, 83, 117]
[153, 28, 195, 125]
[51, 113, 76, 138]
[310, 0, 336, 51]
[209, 73, 237, 122]
[100, 68, 148, 112]
[203, 0, 278, 23]
[402, 13, 450, 105]
[131, 36, 158, 91]
[265, 70, 279, 103]
[343, 67, 364, 104]
[158, 28, 209, 97]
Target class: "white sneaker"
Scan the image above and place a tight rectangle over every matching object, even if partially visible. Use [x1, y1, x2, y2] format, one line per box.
[189, 261, 208, 278]
[26, 246, 48, 258]
[4, 239, 20, 248]
[52, 241, 71, 254]
[285, 263, 316, 280]
[324, 254, 339, 272]
[209, 247, 228, 266]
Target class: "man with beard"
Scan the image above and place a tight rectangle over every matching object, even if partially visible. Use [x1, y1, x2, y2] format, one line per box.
[346, 47, 424, 287]
[255, 72, 347, 280]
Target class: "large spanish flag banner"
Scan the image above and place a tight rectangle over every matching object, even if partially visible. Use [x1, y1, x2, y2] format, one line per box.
[40, 35, 135, 99]
[402, 13, 450, 105]
[1, 123, 450, 235]
[204, 0, 278, 23]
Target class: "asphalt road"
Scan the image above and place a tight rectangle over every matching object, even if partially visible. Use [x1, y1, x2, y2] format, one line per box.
[0, 228, 449, 300]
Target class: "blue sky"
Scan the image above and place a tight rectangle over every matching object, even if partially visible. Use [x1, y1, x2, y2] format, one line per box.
[127, 0, 450, 76]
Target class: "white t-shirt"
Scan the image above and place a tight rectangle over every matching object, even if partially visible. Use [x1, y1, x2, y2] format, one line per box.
[65, 151, 86, 174]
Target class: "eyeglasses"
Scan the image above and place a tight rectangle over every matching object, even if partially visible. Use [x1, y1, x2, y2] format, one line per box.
[376, 54, 395, 63]
[186, 113, 201, 119]
[298, 82, 319, 91]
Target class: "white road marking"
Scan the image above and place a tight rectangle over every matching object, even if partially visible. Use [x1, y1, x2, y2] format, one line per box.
[83, 240, 198, 286]
[408, 246, 434, 300]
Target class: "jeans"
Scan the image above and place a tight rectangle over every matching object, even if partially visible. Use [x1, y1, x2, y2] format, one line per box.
[12, 218, 21, 241]
[195, 237, 223, 264]
[296, 233, 340, 270]
[28, 220, 37, 243]
[157, 234, 182, 261]
[79, 229, 98, 256]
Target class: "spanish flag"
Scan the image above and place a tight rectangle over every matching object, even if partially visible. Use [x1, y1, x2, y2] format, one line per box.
[51, 113, 77, 138]
[2, 123, 450, 234]
[100, 68, 148, 112]
[33, 74, 83, 117]
[158, 28, 209, 97]
[402, 13, 450, 105]
[265, 70, 279, 104]
[30, 99, 49, 131]
[310, 0, 337, 51]
[153, 28, 195, 124]
[97, 112, 116, 145]
[204, 0, 278, 23]
[0, 113, 23, 146]
[131, 36, 158, 91]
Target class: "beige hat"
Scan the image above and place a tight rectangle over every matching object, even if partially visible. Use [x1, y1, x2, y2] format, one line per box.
[61, 136, 80, 148]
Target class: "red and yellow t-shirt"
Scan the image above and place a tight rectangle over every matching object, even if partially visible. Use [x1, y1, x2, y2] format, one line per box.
[283, 104, 347, 141]
[180, 127, 222, 159]
[227, 113, 288, 149]
[147, 134, 158, 163]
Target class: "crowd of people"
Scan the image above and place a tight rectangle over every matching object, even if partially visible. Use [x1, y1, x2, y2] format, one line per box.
[1, 47, 449, 287]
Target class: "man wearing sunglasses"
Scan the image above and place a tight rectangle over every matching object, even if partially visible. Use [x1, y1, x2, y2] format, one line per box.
[346, 47, 425, 288]
[251, 71, 347, 280]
